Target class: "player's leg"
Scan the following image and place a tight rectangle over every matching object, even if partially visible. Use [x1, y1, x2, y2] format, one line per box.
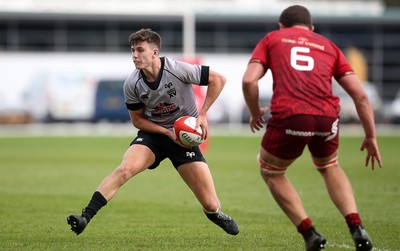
[259, 147, 304, 225]
[177, 161, 239, 235]
[96, 144, 154, 201]
[67, 143, 155, 235]
[310, 115, 372, 251]
[313, 153, 373, 251]
[313, 152, 357, 218]
[178, 161, 219, 212]
[259, 116, 326, 250]
[259, 148, 326, 251]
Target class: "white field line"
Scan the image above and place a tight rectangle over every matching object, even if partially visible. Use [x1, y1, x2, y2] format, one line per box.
[329, 242, 396, 251]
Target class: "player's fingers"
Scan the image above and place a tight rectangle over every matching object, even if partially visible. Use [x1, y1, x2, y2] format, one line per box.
[378, 158, 383, 168]
[202, 125, 208, 140]
[252, 120, 263, 130]
[375, 152, 382, 168]
[194, 120, 201, 131]
[251, 124, 257, 132]
[370, 157, 375, 170]
[371, 157, 375, 170]
[250, 123, 260, 133]
[176, 138, 191, 149]
[169, 130, 177, 141]
[255, 117, 264, 126]
[195, 116, 207, 139]
[365, 155, 370, 168]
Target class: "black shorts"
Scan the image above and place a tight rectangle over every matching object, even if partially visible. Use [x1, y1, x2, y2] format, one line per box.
[130, 130, 206, 169]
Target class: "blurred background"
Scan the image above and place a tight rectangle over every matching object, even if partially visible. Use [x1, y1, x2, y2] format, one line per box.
[0, 0, 400, 132]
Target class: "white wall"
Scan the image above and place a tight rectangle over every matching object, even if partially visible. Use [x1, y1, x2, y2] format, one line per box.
[0, 52, 272, 123]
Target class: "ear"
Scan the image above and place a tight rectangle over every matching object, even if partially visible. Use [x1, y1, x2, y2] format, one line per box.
[311, 25, 315, 31]
[278, 23, 285, 30]
[153, 48, 159, 56]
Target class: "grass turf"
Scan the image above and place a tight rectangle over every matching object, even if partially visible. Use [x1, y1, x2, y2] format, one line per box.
[0, 135, 399, 250]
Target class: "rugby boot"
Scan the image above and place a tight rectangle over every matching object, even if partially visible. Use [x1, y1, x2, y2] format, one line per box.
[205, 211, 239, 235]
[67, 214, 88, 235]
[350, 225, 373, 251]
[304, 227, 327, 251]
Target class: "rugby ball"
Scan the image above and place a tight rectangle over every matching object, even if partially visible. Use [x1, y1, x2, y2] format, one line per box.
[173, 116, 204, 147]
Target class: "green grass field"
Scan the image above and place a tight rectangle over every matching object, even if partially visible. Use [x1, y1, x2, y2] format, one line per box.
[0, 135, 399, 251]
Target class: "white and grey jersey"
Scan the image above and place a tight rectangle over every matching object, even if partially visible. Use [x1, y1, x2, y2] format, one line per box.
[124, 57, 209, 130]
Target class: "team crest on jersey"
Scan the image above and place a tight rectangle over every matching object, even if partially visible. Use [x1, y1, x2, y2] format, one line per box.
[164, 82, 176, 98]
[151, 102, 180, 117]
[167, 88, 176, 98]
[140, 94, 149, 99]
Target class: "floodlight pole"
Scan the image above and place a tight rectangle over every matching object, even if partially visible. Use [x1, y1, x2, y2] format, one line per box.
[183, 1, 195, 58]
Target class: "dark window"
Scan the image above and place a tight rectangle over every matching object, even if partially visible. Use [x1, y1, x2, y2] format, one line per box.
[17, 21, 55, 51]
[66, 22, 106, 51]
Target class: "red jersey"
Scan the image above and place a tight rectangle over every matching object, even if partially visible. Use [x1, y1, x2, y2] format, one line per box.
[250, 27, 353, 120]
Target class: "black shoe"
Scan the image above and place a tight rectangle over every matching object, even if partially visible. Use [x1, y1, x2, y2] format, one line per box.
[205, 211, 239, 235]
[304, 227, 326, 251]
[67, 214, 88, 235]
[350, 225, 373, 251]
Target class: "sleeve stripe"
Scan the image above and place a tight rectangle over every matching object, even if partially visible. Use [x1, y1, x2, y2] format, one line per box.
[126, 102, 144, 111]
[200, 66, 209, 86]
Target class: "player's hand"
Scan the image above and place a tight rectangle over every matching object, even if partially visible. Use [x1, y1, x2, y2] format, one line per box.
[195, 114, 208, 140]
[167, 130, 191, 148]
[360, 137, 382, 170]
[249, 106, 269, 133]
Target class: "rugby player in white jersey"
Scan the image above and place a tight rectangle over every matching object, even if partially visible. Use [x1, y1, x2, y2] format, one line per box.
[67, 28, 239, 236]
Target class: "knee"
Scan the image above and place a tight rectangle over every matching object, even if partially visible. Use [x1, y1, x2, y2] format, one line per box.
[258, 154, 287, 176]
[313, 156, 339, 173]
[114, 162, 139, 182]
[260, 170, 284, 186]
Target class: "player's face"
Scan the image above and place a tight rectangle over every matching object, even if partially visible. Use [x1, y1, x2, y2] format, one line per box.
[130, 41, 157, 70]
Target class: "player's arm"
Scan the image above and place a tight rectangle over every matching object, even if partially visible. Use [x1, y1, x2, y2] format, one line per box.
[196, 69, 225, 140]
[242, 61, 269, 133]
[128, 108, 172, 137]
[129, 108, 188, 147]
[338, 74, 382, 169]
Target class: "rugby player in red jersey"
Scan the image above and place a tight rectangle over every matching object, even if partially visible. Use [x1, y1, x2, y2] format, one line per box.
[242, 5, 382, 251]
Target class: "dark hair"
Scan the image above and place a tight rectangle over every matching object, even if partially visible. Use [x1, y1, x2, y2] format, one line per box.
[279, 5, 312, 29]
[129, 28, 162, 49]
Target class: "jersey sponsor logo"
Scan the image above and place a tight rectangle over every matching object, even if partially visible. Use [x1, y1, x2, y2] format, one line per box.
[186, 152, 196, 158]
[285, 119, 338, 142]
[140, 94, 149, 99]
[285, 129, 330, 137]
[325, 119, 339, 142]
[151, 102, 180, 117]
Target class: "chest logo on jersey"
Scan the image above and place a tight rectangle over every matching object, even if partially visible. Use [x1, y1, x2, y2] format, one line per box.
[165, 82, 176, 98]
[141, 94, 149, 99]
[151, 102, 180, 117]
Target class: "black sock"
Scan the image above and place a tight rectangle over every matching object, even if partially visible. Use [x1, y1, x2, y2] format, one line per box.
[82, 191, 108, 223]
